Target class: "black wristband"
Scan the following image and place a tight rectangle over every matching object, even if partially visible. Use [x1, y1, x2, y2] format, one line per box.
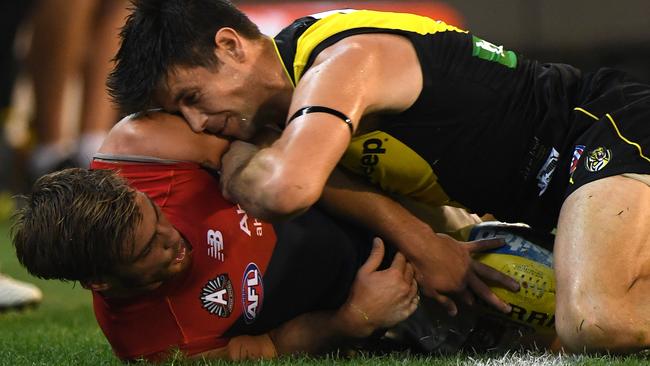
[287, 106, 354, 134]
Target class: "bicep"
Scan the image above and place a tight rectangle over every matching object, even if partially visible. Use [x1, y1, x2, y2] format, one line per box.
[289, 33, 423, 126]
[265, 34, 422, 199]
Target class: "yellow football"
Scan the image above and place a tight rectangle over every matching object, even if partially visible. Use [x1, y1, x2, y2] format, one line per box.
[468, 222, 556, 336]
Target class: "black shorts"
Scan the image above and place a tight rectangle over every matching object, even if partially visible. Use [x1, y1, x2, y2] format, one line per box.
[565, 70, 650, 199]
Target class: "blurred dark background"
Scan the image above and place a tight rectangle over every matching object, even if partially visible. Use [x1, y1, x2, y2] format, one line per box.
[234, 0, 650, 83]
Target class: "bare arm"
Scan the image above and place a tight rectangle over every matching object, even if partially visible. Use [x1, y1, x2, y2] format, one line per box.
[196, 239, 418, 360]
[222, 138, 520, 315]
[98, 111, 228, 169]
[321, 168, 520, 316]
[221, 34, 423, 219]
[101, 112, 516, 316]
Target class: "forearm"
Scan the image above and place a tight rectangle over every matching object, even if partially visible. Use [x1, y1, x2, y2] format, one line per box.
[223, 145, 327, 221]
[270, 306, 369, 356]
[320, 169, 438, 259]
[194, 309, 362, 361]
[225, 149, 297, 219]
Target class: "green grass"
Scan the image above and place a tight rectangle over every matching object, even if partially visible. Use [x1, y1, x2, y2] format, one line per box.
[1, 219, 649, 365]
[0, 220, 120, 365]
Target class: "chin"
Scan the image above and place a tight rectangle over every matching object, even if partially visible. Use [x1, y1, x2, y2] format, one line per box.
[236, 117, 265, 141]
[233, 127, 257, 141]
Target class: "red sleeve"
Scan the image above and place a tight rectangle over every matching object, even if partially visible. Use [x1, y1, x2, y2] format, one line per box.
[91, 160, 231, 361]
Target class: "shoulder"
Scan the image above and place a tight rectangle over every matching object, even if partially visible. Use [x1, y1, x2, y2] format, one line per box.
[98, 111, 228, 169]
[309, 32, 420, 77]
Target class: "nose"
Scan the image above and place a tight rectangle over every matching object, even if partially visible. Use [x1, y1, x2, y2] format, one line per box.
[160, 225, 178, 250]
[179, 105, 208, 132]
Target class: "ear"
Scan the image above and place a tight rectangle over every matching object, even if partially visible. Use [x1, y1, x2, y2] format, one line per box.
[214, 27, 246, 62]
[81, 279, 111, 292]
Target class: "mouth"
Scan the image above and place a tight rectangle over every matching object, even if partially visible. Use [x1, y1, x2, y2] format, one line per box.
[206, 113, 233, 136]
[207, 124, 224, 136]
[221, 114, 235, 136]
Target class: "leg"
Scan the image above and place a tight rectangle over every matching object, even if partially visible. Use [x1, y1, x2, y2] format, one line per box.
[30, 0, 96, 145]
[76, 0, 129, 166]
[28, 0, 97, 176]
[554, 175, 650, 353]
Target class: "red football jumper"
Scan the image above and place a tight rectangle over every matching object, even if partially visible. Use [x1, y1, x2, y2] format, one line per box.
[90, 159, 276, 361]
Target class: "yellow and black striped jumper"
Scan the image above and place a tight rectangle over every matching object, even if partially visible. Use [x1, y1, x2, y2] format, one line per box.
[273, 9, 650, 233]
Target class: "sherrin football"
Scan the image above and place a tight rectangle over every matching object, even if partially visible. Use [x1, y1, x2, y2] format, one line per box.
[467, 222, 556, 336]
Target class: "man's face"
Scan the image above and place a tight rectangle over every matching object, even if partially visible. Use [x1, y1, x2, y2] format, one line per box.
[158, 64, 263, 140]
[114, 191, 192, 289]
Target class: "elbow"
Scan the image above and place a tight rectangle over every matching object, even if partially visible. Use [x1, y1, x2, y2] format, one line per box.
[227, 150, 326, 220]
[258, 178, 322, 220]
[240, 175, 322, 220]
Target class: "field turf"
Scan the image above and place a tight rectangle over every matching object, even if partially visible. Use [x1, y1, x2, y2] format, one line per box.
[1, 220, 649, 365]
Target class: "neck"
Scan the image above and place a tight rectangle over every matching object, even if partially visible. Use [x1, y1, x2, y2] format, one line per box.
[254, 37, 294, 128]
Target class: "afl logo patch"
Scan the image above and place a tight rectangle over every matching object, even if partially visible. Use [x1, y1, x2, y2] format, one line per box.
[585, 147, 611, 172]
[241, 263, 264, 324]
[200, 274, 234, 318]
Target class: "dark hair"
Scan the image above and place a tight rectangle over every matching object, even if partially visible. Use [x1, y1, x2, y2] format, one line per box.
[108, 0, 262, 115]
[11, 168, 142, 283]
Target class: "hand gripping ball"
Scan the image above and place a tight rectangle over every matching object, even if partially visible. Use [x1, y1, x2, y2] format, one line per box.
[468, 222, 556, 336]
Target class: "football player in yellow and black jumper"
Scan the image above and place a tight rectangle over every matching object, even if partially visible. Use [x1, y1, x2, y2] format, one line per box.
[109, 1, 650, 354]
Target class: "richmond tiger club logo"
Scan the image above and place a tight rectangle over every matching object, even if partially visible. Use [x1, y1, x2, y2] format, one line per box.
[200, 274, 234, 318]
[241, 263, 264, 324]
[584, 147, 612, 172]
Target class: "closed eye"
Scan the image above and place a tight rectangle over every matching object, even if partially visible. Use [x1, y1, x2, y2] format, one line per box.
[183, 92, 201, 106]
[131, 195, 161, 263]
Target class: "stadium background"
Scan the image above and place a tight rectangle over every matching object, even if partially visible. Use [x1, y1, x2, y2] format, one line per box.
[236, 0, 650, 83]
[2, 0, 649, 192]
[0, 1, 649, 364]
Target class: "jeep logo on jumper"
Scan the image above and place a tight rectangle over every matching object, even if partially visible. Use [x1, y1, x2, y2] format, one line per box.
[360, 138, 386, 175]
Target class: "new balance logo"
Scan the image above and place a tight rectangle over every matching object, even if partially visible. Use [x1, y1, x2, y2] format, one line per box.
[207, 229, 224, 261]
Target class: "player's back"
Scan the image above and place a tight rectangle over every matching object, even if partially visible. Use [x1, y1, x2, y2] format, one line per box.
[274, 8, 587, 230]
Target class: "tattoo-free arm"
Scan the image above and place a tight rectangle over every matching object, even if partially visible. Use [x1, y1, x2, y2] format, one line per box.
[320, 168, 519, 315]
[194, 309, 363, 361]
[221, 34, 423, 219]
[196, 239, 418, 360]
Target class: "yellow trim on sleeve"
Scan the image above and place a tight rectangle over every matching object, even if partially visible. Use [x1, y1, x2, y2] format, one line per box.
[271, 38, 295, 88]
[573, 107, 599, 121]
[605, 113, 650, 163]
[574, 107, 650, 164]
[293, 10, 467, 82]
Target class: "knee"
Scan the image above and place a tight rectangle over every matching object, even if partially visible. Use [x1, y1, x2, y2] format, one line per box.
[556, 295, 647, 353]
[555, 300, 605, 353]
